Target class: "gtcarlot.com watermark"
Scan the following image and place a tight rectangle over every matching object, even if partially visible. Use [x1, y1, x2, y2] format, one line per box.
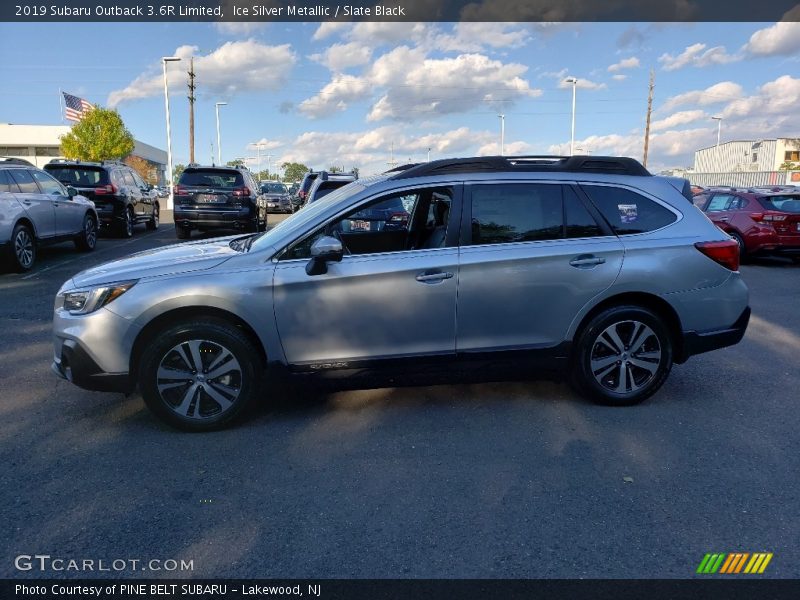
[14, 554, 194, 573]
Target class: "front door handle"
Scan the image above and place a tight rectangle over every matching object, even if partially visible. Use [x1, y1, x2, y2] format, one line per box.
[718, 217, 729, 221]
[569, 255, 606, 268]
[415, 271, 453, 283]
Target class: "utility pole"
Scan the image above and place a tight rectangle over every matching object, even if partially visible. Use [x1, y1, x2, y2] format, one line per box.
[387, 143, 398, 169]
[265, 154, 273, 180]
[188, 57, 196, 164]
[643, 69, 655, 168]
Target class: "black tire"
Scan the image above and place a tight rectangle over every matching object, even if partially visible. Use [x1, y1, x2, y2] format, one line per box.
[146, 204, 160, 231]
[139, 319, 262, 431]
[175, 225, 191, 240]
[9, 223, 35, 272]
[570, 305, 673, 406]
[119, 207, 134, 238]
[729, 231, 747, 263]
[74, 213, 97, 252]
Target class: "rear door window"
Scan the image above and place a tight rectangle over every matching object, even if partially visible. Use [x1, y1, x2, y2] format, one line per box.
[581, 185, 677, 234]
[8, 169, 40, 194]
[469, 183, 563, 245]
[564, 186, 603, 238]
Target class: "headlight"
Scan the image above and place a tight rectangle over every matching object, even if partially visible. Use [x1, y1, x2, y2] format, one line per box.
[60, 281, 137, 315]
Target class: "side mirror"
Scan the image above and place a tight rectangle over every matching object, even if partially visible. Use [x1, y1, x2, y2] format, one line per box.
[306, 236, 343, 276]
[66, 186, 78, 198]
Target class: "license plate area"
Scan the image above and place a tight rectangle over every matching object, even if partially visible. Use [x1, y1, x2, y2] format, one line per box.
[197, 193, 226, 203]
[351, 219, 371, 231]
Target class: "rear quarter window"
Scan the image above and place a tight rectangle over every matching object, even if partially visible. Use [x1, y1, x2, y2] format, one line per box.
[0, 170, 12, 193]
[581, 185, 677, 235]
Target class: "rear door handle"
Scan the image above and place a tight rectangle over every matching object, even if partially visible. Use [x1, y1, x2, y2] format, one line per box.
[718, 217, 729, 221]
[415, 271, 453, 283]
[569, 255, 606, 268]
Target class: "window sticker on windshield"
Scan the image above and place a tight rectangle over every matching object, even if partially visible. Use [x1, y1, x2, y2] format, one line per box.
[618, 204, 638, 223]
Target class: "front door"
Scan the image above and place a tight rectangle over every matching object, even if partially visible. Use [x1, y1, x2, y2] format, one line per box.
[9, 168, 56, 239]
[273, 185, 461, 366]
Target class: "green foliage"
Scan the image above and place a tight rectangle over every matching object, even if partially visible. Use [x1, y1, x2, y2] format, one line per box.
[226, 159, 245, 167]
[779, 161, 799, 171]
[328, 165, 343, 173]
[173, 163, 186, 181]
[281, 162, 309, 183]
[59, 107, 135, 162]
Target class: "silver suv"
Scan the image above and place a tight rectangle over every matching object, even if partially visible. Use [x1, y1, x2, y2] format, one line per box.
[52, 156, 750, 431]
[2, 158, 98, 272]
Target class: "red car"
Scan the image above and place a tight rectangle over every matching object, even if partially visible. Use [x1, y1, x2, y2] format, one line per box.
[696, 187, 800, 261]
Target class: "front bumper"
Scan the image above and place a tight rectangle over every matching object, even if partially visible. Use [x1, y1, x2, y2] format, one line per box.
[52, 340, 132, 393]
[679, 306, 751, 362]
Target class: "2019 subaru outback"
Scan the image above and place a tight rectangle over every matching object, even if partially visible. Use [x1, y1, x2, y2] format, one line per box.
[52, 156, 749, 431]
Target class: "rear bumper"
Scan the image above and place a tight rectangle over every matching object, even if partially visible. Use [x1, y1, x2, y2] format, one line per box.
[52, 339, 132, 393]
[679, 306, 750, 362]
[174, 206, 257, 229]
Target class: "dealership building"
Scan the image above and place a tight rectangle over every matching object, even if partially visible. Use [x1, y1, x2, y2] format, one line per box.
[0, 123, 168, 183]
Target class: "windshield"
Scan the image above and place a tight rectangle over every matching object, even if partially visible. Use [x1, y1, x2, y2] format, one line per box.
[180, 169, 243, 188]
[261, 183, 288, 194]
[45, 166, 108, 186]
[758, 195, 800, 213]
[248, 175, 387, 253]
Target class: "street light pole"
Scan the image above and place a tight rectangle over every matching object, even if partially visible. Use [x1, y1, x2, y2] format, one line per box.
[215, 102, 227, 165]
[499, 114, 505, 156]
[711, 116, 723, 147]
[161, 56, 181, 210]
[565, 77, 578, 155]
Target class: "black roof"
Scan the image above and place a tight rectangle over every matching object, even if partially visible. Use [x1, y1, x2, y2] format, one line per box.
[389, 155, 651, 180]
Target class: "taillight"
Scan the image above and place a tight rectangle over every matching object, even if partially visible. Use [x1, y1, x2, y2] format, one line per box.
[298, 190, 307, 200]
[232, 187, 251, 197]
[94, 184, 116, 195]
[695, 239, 740, 271]
[753, 212, 786, 222]
[173, 185, 186, 195]
[388, 211, 409, 223]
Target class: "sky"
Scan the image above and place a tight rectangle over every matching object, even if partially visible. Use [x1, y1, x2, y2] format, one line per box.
[1, 18, 799, 176]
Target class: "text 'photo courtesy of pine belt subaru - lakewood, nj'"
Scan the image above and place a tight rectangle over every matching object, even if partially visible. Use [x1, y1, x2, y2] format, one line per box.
[51, 156, 750, 431]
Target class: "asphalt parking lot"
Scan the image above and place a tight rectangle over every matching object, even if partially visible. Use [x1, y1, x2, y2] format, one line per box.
[1, 213, 798, 579]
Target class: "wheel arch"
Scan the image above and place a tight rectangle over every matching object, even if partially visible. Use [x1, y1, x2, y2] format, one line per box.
[14, 216, 38, 240]
[571, 292, 685, 364]
[130, 306, 268, 378]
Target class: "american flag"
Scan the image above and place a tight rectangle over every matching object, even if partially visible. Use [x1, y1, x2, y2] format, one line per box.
[63, 92, 94, 122]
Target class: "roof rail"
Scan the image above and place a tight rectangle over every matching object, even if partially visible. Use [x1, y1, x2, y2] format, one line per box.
[385, 163, 421, 173]
[0, 157, 35, 166]
[388, 155, 651, 179]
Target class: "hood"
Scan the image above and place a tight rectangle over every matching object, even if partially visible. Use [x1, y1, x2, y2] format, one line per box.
[68, 236, 242, 289]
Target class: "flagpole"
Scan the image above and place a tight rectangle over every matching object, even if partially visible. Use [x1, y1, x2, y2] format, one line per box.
[58, 89, 65, 124]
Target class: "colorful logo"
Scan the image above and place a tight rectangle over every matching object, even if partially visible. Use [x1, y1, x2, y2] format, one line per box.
[696, 553, 773, 574]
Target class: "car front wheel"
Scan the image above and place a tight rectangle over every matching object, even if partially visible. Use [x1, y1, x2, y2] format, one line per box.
[571, 306, 673, 406]
[10, 223, 35, 272]
[74, 213, 97, 251]
[147, 204, 159, 230]
[139, 319, 262, 431]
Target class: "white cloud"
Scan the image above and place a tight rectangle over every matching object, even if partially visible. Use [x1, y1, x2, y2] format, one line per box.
[476, 140, 533, 156]
[660, 81, 744, 112]
[297, 74, 372, 119]
[742, 7, 800, 57]
[309, 42, 373, 71]
[612, 74, 628, 81]
[720, 75, 800, 120]
[658, 43, 740, 71]
[558, 77, 607, 90]
[312, 22, 350, 41]
[608, 57, 640, 72]
[108, 41, 295, 107]
[366, 53, 541, 121]
[214, 22, 267, 36]
[650, 110, 707, 131]
[434, 22, 531, 52]
[248, 138, 282, 151]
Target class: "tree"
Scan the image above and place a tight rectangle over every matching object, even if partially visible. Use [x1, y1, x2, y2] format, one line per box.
[779, 161, 799, 171]
[60, 107, 135, 162]
[328, 165, 343, 173]
[226, 159, 245, 168]
[351, 167, 360, 178]
[173, 163, 186, 182]
[124, 155, 158, 185]
[281, 162, 309, 183]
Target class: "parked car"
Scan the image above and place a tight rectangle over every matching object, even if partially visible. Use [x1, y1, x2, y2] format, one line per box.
[172, 165, 266, 239]
[44, 159, 159, 238]
[296, 171, 319, 205]
[52, 155, 749, 431]
[305, 171, 358, 205]
[260, 181, 293, 213]
[695, 187, 800, 261]
[1, 157, 98, 272]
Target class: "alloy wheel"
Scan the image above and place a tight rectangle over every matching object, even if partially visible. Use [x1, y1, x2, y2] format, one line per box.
[589, 320, 662, 394]
[85, 217, 97, 248]
[14, 229, 34, 269]
[155, 339, 243, 420]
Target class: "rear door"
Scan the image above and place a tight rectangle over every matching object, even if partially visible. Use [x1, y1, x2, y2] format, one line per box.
[130, 170, 154, 219]
[121, 170, 145, 220]
[30, 169, 82, 236]
[456, 181, 624, 352]
[8, 168, 56, 240]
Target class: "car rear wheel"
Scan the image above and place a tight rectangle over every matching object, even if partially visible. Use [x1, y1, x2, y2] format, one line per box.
[175, 225, 191, 240]
[10, 223, 35, 272]
[571, 306, 673, 406]
[74, 213, 97, 251]
[119, 207, 134, 238]
[729, 232, 747, 262]
[147, 204, 159, 230]
[139, 319, 262, 431]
